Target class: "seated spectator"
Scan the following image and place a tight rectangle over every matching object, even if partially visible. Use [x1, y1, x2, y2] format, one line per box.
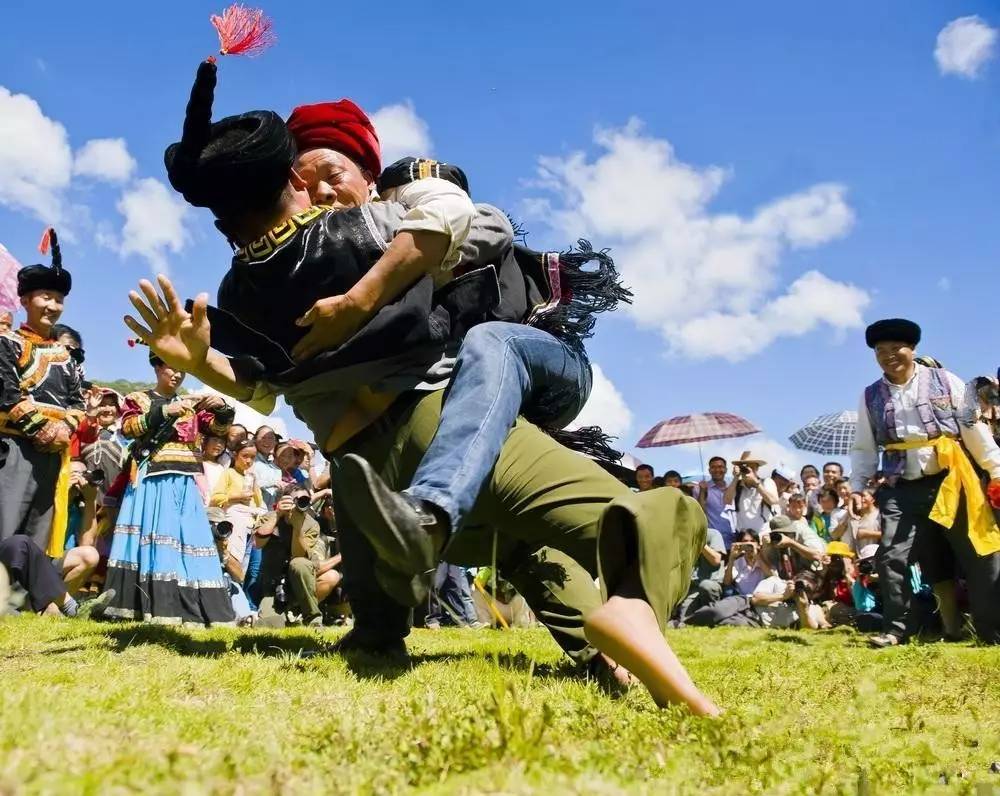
[686, 547, 797, 628]
[831, 488, 881, 553]
[768, 504, 825, 572]
[425, 563, 481, 629]
[0, 310, 11, 335]
[635, 464, 655, 492]
[0, 536, 112, 618]
[852, 544, 884, 632]
[210, 440, 266, 570]
[673, 525, 727, 624]
[206, 507, 255, 623]
[663, 470, 682, 489]
[723, 530, 767, 596]
[275, 442, 311, 490]
[816, 542, 858, 626]
[253, 483, 328, 627]
[810, 487, 845, 542]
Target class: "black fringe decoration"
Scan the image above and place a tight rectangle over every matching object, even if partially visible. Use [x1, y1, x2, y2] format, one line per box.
[547, 425, 623, 467]
[530, 240, 633, 349]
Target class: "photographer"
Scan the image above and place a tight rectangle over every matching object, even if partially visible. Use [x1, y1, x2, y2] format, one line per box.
[253, 482, 326, 627]
[724, 452, 780, 536]
[723, 530, 767, 597]
[206, 507, 254, 623]
[766, 510, 825, 574]
[687, 545, 796, 628]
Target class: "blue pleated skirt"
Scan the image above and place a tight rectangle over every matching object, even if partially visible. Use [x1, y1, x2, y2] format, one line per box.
[104, 471, 235, 625]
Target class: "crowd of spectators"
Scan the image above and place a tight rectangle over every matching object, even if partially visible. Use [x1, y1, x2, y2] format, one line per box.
[631, 454, 946, 635]
[3, 323, 997, 645]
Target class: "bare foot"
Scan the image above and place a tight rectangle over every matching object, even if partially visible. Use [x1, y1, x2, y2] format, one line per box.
[585, 598, 720, 717]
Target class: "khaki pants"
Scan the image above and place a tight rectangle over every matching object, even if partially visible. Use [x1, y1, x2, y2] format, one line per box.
[334, 391, 706, 654]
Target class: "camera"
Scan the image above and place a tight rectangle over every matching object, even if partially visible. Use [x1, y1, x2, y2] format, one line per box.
[858, 558, 877, 576]
[211, 520, 233, 541]
[793, 579, 807, 594]
[294, 494, 312, 511]
[83, 468, 105, 486]
[273, 577, 289, 612]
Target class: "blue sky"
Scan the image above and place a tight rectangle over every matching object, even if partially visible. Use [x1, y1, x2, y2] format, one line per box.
[1, 1, 998, 475]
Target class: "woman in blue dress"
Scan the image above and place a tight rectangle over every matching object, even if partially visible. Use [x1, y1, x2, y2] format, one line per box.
[104, 352, 236, 625]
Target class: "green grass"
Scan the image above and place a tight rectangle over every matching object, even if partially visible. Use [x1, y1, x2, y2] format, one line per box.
[2, 618, 999, 794]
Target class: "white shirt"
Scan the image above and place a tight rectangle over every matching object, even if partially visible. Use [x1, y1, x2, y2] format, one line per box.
[752, 575, 797, 628]
[850, 364, 1000, 491]
[202, 460, 226, 503]
[381, 177, 475, 283]
[734, 477, 779, 534]
[731, 556, 765, 596]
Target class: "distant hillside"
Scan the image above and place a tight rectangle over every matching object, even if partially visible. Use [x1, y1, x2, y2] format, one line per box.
[92, 379, 154, 395]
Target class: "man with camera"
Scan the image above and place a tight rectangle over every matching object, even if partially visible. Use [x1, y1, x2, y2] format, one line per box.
[768, 508, 825, 573]
[253, 482, 326, 626]
[724, 452, 780, 537]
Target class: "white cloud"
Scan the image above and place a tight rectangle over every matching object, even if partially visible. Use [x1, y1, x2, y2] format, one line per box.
[935, 16, 998, 78]
[74, 138, 137, 184]
[370, 101, 433, 166]
[937, 276, 951, 292]
[525, 119, 867, 361]
[0, 85, 73, 224]
[566, 363, 633, 438]
[112, 178, 191, 273]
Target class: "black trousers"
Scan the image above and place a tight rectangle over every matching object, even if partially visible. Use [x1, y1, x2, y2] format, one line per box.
[878, 472, 1000, 642]
[0, 536, 65, 613]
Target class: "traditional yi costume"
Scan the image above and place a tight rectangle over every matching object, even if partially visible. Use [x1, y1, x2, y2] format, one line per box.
[103, 350, 237, 625]
[160, 59, 705, 659]
[851, 318, 1000, 643]
[0, 231, 83, 555]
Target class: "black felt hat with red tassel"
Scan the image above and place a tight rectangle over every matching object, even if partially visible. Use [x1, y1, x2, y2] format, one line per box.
[17, 228, 72, 297]
[164, 5, 292, 218]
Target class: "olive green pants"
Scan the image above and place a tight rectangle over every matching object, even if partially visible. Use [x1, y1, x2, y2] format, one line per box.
[334, 391, 706, 658]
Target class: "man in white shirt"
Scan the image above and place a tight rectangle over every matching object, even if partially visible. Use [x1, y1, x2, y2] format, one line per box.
[724, 452, 780, 536]
[850, 318, 1000, 647]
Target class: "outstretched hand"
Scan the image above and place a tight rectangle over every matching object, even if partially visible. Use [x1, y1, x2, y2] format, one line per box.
[291, 294, 367, 362]
[124, 275, 211, 373]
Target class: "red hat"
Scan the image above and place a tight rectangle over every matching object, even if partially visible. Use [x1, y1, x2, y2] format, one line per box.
[286, 100, 381, 177]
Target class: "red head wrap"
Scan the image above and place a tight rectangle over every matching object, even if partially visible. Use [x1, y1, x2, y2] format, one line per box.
[286, 100, 381, 178]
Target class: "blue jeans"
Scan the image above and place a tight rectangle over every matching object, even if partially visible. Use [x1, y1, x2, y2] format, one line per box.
[426, 562, 478, 626]
[406, 322, 592, 533]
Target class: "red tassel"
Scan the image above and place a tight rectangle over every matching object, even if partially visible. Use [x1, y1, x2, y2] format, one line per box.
[38, 227, 52, 255]
[211, 5, 276, 57]
[988, 480, 1000, 510]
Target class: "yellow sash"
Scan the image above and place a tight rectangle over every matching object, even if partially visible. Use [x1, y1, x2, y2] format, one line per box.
[886, 437, 1000, 556]
[46, 447, 72, 557]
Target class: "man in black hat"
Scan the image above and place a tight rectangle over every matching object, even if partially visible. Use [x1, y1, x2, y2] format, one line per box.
[850, 318, 1000, 646]
[0, 230, 84, 553]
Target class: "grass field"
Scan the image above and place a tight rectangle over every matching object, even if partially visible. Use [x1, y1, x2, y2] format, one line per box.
[1, 618, 999, 795]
